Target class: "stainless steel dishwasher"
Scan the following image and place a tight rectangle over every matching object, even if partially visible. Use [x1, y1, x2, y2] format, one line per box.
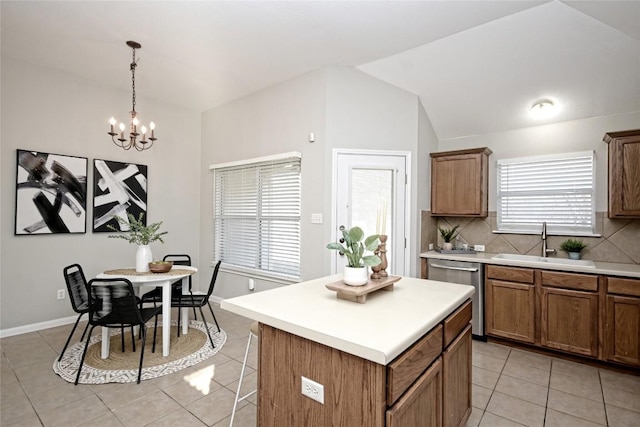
[427, 258, 484, 339]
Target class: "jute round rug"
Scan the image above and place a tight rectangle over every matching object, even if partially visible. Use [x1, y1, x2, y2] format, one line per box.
[53, 320, 226, 384]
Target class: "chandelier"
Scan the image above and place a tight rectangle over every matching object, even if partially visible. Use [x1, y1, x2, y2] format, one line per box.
[108, 41, 157, 151]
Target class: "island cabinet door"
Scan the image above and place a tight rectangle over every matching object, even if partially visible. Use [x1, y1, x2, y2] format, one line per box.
[386, 358, 443, 427]
[443, 325, 472, 427]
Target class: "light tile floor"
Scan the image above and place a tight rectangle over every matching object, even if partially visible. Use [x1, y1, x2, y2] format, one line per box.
[468, 340, 640, 427]
[2, 306, 639, 426]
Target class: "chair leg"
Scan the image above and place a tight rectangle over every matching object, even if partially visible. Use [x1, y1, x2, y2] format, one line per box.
[131, 326, 136, 352]
[137, 325, 146, 384]
[152, 314, 159, 353]
[230, 331, 256, 427]
[199, 306, 216, 349]
[120, 326, 125, 352]
[75, 325, 96, 385]
[207, 302, 221, 333]
[177, 304, 182, 338]
[58, 313, 84, 362]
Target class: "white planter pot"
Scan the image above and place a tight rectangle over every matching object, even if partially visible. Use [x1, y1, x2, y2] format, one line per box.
[343, 266, 369, 286]
[136, 245, 153, 272]
[568, 252, 581, 260]
[443, 242, 453, 251]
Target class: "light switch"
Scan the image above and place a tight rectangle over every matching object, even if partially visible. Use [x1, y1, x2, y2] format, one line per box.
[311, 213, 323, 224]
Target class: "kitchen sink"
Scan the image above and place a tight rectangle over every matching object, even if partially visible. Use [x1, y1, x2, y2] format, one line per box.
[492, 253, 596, 268]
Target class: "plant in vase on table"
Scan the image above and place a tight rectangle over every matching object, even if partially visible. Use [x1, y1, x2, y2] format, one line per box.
[108, 212, 168, 272]
[327, 226, 381, 286]
[560, 238, 587, 260]
[438, 224, 459, 251]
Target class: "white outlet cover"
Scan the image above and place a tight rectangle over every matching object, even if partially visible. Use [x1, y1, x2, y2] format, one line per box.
[301, 376, 324, 404]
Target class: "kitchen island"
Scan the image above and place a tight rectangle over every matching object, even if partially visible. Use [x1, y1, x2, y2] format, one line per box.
[221, 274, 474, 426]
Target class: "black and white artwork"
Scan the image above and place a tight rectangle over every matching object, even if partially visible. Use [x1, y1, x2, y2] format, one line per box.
[15, 150, 88, 235]
[93, 159, 148, 232]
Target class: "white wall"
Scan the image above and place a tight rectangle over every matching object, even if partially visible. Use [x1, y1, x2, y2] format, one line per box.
[1, 58, 201, 331]
[200, 69, 329, 298]
[438, 112, 640, 211]
[200, 66, 424, 299]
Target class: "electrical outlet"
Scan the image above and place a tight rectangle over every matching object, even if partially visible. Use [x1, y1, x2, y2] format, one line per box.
[301, 376, 324, 404]
[474, 244, 485, 252]
[57, 289, 65, 300]
[428, 243, 434, 251]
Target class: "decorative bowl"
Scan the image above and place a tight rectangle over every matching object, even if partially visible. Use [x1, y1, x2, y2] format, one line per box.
[148, 261, 173, 273]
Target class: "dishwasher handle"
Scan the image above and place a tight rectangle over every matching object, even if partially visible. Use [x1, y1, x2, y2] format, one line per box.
[429, 263, 479, 273]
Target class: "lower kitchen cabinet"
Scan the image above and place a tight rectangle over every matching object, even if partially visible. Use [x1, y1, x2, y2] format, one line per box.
[443, 325, 472, 427]
[486, 266, 535, 343]
[605, 277, 640, 366]
[386, 358, 442, 427]
[541, 287, 598, 357]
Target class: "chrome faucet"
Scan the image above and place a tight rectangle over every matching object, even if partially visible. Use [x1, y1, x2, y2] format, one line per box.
[541, 222, 557, 257]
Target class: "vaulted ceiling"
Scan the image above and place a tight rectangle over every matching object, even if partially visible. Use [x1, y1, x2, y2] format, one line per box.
[2, 1, 638, 140]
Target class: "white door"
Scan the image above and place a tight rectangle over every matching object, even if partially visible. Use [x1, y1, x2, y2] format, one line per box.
[332, 150, 409, 276]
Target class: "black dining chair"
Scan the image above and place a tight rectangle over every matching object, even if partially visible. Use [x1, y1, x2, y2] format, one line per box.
[75, 278, 162, 385]
[59, 264, 91, 362]
[140, 254, 197, 320]
[171, 260, 222, 349]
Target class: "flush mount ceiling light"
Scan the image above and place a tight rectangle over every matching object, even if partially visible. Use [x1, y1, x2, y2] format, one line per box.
[530, 99, 556, 119]
[108, 41, 157, 151]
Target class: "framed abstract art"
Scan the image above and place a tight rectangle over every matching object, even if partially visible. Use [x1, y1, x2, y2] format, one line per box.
[15, 149, 88, 235]
[92, 159, 148, 232]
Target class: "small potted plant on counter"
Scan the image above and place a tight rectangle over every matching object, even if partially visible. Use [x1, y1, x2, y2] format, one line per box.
[438, 225, 460, 251]
[560, 238, 587, 260]
[327, 226, 381, 286]
[108, 212, 168, 272]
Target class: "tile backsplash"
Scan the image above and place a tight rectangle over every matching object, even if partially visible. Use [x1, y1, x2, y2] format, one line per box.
[421, 211, 640, 264]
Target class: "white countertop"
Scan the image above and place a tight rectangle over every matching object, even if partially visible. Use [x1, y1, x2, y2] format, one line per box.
[221, 274, 474, 365]
[420, 251, 640, 279]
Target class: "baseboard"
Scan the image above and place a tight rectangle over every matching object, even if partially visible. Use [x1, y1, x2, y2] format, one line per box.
[0, 315, 78, 339]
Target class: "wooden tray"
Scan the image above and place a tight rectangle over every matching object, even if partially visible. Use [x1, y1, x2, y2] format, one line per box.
[326, 276, 402, 304]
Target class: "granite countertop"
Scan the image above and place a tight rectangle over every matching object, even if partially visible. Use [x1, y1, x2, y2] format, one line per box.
[420, 251, 640, 279]
[220, 274, 474, 365]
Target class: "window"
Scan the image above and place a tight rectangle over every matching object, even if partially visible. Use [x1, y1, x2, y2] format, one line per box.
[496, 151, 596, 235]
[211, 152, 301, 280]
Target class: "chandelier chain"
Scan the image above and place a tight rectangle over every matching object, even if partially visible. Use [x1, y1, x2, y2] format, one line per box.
[130, 47, 137, 113]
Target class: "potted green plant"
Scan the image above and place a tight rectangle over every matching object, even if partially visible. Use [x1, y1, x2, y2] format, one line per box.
[438, 225, 460, 251]
[560, 238, 587, 260]
[108, 212, 168, 272]
[327, 226, 381, 286]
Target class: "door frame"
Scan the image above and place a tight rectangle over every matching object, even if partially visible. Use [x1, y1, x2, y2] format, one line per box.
[330, 148, 412, 275]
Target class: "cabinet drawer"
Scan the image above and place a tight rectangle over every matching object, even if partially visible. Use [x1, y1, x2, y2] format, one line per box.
[487, 265, 534, 284]
[387, 325, 443, 406]
[541, 270, 598, 292]
[608, 277, 640, 297]
[443, 300, 472, 348]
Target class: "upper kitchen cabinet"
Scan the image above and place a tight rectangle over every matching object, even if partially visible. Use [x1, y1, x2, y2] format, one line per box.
[604, 129, 640, 218]
[430, 147, 492, 217]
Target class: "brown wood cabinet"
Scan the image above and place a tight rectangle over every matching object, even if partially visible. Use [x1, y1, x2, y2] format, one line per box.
[258, 299, 472, 426]
[605, 277, 640, 366]
[481, 260, 640, 368]
[430, 147, 492, 217]
[485, 265, 535, 343]
[540, 270, 599, 357]
[387, 358, 442, 427]
[604, 129, 640, 218]
[540, 287, 599, 357]
[443, 325, 472, 427]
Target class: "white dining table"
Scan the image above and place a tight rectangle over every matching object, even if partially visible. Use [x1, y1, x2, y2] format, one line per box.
[96, 266, 197, 358]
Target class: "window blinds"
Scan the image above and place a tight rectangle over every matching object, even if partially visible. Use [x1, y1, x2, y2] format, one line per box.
[496, 151, 595, 235]
[212, 154, 301, 280]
